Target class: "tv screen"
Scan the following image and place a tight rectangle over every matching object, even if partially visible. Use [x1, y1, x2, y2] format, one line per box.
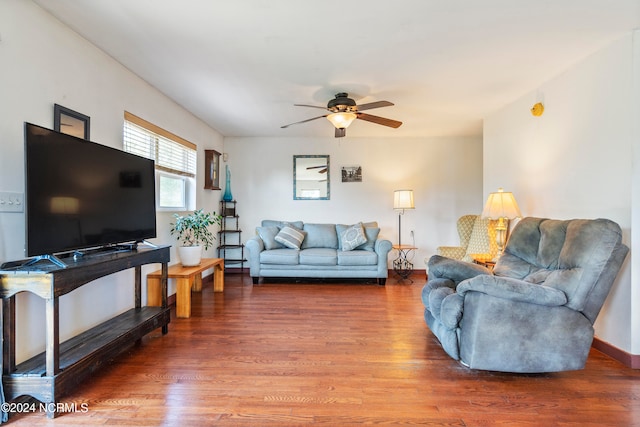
[24, 122, 157, 258]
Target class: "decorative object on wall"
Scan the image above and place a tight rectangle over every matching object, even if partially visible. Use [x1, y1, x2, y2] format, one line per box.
[531, 102, 545, 117]
[481, 187, 522, 259]
[293, 155, 330, 200]
[222, 165, 233, 202]
[393, 190, 415, 246]
[281, 93, 402, 138]
[341, 166, 362, 182]
[54, 104, 90, 140]
[204, 149, 221, 190]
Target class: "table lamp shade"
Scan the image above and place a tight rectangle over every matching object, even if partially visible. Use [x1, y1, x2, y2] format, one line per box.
[481, 188, 521, 220]
[481, 187, 521, 261]
[394, 190, 415, 210]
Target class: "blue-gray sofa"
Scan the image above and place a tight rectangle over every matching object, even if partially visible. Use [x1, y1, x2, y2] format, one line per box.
[246, 220, 392, 285]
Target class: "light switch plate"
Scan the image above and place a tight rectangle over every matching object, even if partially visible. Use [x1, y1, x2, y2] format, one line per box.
[0, 192, 24, 212]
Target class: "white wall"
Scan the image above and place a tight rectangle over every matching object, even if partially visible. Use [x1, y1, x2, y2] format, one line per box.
[0, 1, 223, 362]
[484, 33, 637, 353]
[223, 135, 483, 268]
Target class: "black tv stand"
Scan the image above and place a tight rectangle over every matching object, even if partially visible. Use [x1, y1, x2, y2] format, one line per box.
[0, 246, 170, 419]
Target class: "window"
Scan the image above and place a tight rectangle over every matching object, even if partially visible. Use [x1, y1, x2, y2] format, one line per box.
[123, 112, 196, 211]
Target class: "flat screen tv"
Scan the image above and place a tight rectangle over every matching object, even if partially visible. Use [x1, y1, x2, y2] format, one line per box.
[24, 122, 157, 261]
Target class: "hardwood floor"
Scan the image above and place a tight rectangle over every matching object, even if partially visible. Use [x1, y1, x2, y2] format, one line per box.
[8, 272, 640, 426]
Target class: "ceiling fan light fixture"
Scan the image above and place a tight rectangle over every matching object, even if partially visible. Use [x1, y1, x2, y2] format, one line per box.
[326, 112, 357, 129]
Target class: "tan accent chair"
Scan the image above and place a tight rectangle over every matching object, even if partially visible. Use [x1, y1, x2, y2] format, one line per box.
[436, 215, 498, 263]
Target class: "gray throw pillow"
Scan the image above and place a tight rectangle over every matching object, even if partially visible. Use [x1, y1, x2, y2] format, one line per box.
[256, 226, 283, 250]
[340, 222, 367, 251]
[274, 225, 306, 249]
[358, 227, 380, 251]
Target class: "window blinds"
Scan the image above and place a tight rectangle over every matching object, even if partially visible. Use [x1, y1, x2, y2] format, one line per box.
[123, 112, 196, 177]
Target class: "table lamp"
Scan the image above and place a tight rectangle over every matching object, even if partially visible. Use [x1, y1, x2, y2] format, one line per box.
[481, 188, 522, 260]
[393, 190, 414, 246]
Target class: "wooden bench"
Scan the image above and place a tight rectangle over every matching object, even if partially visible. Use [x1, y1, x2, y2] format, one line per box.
[147, 258, 224, 318]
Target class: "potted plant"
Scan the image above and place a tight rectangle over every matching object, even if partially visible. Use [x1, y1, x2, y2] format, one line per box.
[170, 209, 222, 266]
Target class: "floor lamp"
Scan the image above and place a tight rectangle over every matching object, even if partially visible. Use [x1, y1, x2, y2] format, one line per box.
[393, 190, 415, 246]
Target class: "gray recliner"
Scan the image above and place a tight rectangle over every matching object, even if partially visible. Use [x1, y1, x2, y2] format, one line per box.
[422, 217, 628, 373]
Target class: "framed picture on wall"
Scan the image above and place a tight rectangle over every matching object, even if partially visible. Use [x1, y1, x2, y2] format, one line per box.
[204, 149, 221, 190]
[341, 166, 362, 183]
[54, 104, 90, 140]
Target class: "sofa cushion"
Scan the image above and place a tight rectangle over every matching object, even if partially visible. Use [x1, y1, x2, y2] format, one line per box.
[275, 225, 306, 249]
[261, 220, 304, 230]
[256, 226, 284, 250]
[337, 250, 378, 266]
[359, 227, 380, 252]
[340, 222, 367, 251]
[299, 248, 337, 265]
[301, 223, 338, 249]
[260, 248, 299, 265]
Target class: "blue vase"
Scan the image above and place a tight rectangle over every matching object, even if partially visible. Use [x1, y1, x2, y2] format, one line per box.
[222, 165, 233, 202]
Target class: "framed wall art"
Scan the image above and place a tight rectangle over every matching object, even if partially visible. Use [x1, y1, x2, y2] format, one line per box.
[54, 104, 90, 140]
[341, 166, 362, 183]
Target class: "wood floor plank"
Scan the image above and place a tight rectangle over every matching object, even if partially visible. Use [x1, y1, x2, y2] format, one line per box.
[6, 272, 640, 426]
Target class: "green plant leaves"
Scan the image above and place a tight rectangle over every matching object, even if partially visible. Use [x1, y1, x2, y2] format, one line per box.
[169, 209, 222, 250]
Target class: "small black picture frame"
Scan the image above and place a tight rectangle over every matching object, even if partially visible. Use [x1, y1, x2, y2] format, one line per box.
[54, 104, 90, 140]
[341, 166, 362, 182]
[204, 149, 221, 190]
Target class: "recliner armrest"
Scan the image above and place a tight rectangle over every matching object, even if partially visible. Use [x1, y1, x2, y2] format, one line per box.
[427, 255, 491, 285]
[457, 274, 568, 307]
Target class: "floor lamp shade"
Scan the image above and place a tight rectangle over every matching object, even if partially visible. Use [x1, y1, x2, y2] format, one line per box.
[394, 190, 415, 210]
[394, 190, 414, 247]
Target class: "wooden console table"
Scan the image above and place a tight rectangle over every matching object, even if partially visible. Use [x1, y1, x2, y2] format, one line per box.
[0, 246, 170, 418]
[147, 257, 224, 318]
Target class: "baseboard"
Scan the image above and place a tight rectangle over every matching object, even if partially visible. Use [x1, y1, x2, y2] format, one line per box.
[592, 337, 640, 368]
[167, 293, 176, 307]
[222, 267, 247, 274]
[217, 268, 428, 278]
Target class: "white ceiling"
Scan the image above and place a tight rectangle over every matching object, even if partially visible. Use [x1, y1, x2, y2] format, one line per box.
[34, 0, 640, 139]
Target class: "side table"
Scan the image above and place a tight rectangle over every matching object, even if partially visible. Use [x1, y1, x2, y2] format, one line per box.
[392, 244, 417, 280]
[147, 258, 224, 318]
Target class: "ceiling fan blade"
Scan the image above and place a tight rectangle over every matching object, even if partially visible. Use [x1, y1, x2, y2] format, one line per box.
[306, 165, 325, 169]
[281, 114, 327, 128]
[335, 127, 346, 138]
[294, 103, 329, 110]
[356, 113, 403, 128]
[356, 100, 394, 111]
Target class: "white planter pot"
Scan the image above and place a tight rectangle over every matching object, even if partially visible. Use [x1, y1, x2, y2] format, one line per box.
[177, 245, 203, 267]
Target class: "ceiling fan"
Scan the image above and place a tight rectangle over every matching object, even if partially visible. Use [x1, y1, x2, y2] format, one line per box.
[281, 92, 403, 138]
